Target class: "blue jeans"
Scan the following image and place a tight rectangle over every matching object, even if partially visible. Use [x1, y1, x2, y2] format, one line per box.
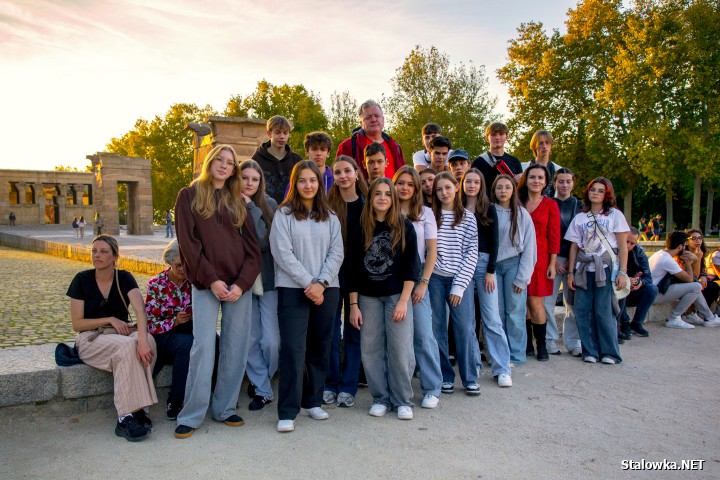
[473, 253, 511, 376]
[495, 256, 527, 365]
[412, 277, 442, 397]
[429, 273, 478, 386]
[618, 283, 659, 326]
[326, 289, 362, 396]
[166, 222, 174, 237]
[152, 330, 193, 404]
[246, 290, 279, 399]
[359, 294, 415, 408]
[574, 267, 622, 362]
[177, 286, 252, 429]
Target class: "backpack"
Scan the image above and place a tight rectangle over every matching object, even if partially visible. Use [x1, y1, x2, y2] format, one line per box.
[72, 219, 78, 228]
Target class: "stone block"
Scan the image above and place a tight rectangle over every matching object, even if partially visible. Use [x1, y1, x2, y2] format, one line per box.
[0, 344, 58, 407]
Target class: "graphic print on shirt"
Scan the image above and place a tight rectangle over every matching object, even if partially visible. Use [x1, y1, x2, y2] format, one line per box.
[364, 230, 394, 281]
[579, 213, 613, 255]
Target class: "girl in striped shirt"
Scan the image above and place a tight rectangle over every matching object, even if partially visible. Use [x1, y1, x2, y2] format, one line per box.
[428, 172, 480, 396]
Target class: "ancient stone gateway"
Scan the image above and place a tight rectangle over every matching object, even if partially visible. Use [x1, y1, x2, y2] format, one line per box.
[186, 116, 267, 177]
[86, 153, 153, 235]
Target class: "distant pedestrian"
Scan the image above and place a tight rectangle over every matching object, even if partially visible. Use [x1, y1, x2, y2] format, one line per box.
[78, 216, 87, 239]
[95, 213, 104, 236]
[165, 210, 174, 238]
[72, 217, 79, 237]
[9, 211, 16, 226]
[650, 214, 661, 241]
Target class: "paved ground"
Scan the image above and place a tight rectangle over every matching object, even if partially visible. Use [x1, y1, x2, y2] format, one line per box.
[1, 321, 719, 479]
[0, 245, 154, 348]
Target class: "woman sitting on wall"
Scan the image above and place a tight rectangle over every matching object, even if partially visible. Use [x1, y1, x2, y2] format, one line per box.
[67, 234, 157, 442]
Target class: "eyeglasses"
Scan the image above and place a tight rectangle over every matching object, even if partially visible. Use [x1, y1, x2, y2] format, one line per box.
[691, 236, 703, 242]
[213, 157, 236, 169]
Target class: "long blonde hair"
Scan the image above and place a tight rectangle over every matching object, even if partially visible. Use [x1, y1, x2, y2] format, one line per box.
[190, 145, 247, 227]
[392, 166, 423, 222]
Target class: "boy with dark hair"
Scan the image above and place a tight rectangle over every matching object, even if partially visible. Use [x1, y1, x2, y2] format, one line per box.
[304, 131, 334, 192]
[448, 150, 470, 181]
[364, 142, 388, 182]
[252, 115, 303, 203]
[428, 136, 451, 172]
[617, 227, 658, 338]
[413, 123, 443, 172]
[471, 122, 523, 197]
[648, 230, 720, 328]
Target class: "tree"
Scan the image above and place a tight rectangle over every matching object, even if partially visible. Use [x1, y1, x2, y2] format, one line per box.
[107, 103, 216, 223]
[327, 90, 358, 150]
[224, 80, 328, 155]
[385, 45, 497, 159]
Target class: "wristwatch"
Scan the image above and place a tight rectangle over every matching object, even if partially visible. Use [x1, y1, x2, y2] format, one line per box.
[313, 278, 329, 289]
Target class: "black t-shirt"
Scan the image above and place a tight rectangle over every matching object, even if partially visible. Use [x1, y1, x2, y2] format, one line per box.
[66, 269, 139, 322]
[339, 197, 366, 289]
[471, 152, 523, 198]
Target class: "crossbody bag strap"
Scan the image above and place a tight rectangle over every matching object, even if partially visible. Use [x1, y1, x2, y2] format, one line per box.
[588, 212, 617, 264]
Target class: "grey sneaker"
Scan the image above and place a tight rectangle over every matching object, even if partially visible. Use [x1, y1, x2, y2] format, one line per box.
[322, 390, 337, 405]
[336, 392, 355, 408]
[546, 339, 561, 355]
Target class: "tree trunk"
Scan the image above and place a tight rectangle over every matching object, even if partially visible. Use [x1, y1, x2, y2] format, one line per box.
[692, 175, 701, 230]
[665, 185, 674, 234]
[705, 185, 715, 236]
[623, 188, 632, 226]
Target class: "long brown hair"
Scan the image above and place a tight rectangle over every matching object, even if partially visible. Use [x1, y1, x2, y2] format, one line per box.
[460, 168, 492, 226]
[517, 163, 549, 205]
[280, 161, 331, 222]
[491, 174, 521, 247]
[190, 144, 247, 227]
[361, 178, 405, 252]
[392, 166, 423, 222]
[432, 171, 464, 228]
[327, 155, 368, 242]
[239, 159, 275, 236]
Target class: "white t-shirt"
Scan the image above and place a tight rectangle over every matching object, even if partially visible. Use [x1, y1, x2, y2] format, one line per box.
[412, 149, 453, 168]
[564, 208, 629, 272]
[412, 206, 437, 262]
[648, 250, 682, 285]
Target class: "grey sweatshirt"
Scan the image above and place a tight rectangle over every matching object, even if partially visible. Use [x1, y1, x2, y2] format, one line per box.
[494, 204, 537, 289]
[269, 206, 344, 289]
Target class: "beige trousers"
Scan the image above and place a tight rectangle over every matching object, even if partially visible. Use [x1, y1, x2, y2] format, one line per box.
[76, 330, 158, 416]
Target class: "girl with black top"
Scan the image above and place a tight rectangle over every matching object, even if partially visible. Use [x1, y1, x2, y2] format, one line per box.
[324, 155, 368, 408]
[348, 178, 420, 420]
[461, 168, 512, 387]
[68, 234, 156, 442]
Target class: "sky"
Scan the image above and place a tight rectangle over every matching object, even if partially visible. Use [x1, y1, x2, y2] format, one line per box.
[0, 0, 578, 171]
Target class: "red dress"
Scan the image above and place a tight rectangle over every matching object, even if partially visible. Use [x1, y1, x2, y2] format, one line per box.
[528, 197, 561, 297]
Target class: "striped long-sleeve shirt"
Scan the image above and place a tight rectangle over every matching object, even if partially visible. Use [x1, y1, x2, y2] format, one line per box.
[434, 209, 478, 297]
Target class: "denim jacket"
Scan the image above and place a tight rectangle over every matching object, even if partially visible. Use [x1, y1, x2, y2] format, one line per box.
[628, 244, 652, 287]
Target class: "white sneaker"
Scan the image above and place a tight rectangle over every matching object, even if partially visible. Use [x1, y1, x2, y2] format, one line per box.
[397, 406, 413, 420]
[703, 315, 720, 327]
[682, 312, 704, 325]
[497, 374, 512, 388]
[665, 316, 695, 329]
[277, 419, 295, 432]
[571, 347, 582, 357]
[584, 356, 598, 363]
[546, 339, 561, 354]
[421, 394, 439, 409]
[368, 403, 388, 417]
[601, 356, 616, 365]
[300, 407, 329, 420]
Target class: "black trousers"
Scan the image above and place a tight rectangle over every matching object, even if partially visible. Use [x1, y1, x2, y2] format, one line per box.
[277, 287, 340, 420]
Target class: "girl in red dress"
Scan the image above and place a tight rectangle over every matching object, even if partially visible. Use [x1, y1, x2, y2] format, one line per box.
[518, 164, 560, 361]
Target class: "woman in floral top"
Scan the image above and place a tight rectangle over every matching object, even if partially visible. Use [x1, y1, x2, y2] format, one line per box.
[145, 240, 195, 421]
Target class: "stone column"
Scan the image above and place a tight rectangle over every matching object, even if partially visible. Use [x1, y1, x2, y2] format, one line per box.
[74, 184, 85, 205]
[33, 183, 45, 224]
[16, 182, 27, 205]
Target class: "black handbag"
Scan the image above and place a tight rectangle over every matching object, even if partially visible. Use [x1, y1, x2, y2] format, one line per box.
[55, 343, 84, 366]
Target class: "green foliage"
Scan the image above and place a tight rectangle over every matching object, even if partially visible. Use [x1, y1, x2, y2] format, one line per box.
[327, 91, 358, 154]
[223, 80, 328, 155]
[107, 103, 216, 223]
[385, 45, 497, 159]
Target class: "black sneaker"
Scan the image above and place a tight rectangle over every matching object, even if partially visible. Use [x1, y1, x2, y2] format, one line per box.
[248, 396, 272, 411]
[166, 401, 182, 421]
[132, 409, 152, 430]
[222, 414, 244, 427]
[247, 382, 257, 398]
[174, 424, 194, 439]
[630, 322, 649, 337]
[115, 416, 149, 442]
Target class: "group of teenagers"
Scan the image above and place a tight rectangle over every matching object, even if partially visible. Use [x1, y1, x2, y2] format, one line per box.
[65, 103, 720, 443]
